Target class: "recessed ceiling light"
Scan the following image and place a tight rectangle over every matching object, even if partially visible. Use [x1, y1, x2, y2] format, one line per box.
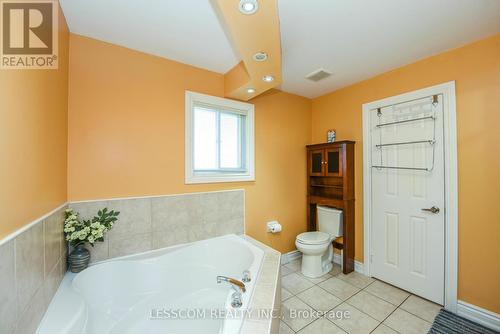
[239, 0, 258, 15]
[253, 52, 268, 62]
[262, 75, 274, 82]
[247, 88, 256, 94]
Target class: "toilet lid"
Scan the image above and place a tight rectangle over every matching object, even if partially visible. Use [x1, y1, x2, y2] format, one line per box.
[296, 232, 330, 245]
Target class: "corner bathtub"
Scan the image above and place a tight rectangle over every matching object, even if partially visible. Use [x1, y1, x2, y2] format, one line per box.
[38, 235, 264, 334]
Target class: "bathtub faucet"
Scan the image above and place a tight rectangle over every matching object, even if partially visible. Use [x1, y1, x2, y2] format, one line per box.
[216, 276, 246, 293]
[217, 276, 246, 308]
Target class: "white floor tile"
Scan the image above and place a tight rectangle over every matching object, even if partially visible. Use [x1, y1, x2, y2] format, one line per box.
[280, 320, 295, 334]
[330, 303, 380, 334]
[299, 271, 333, 284]
[282, 273, 315, 295]
[383, 309, 432, 334]
[365, 280, 410, 305]
[329, 264, 342, 276]
[399, 295, 441, 322]
[298, 318, 346, 334]
[318, 277, 360, 300]
[371, 324, 399, 334]
[346, 291, 396, 321]
[284, 259, 302, 272]
[282, 287, 293, 301]
[297, 286, 342, 312]
[337, 272, 374, 289]
[282, 297, 317, 332]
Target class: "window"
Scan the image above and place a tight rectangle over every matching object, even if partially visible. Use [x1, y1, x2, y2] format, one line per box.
[185, 91, 255, 184]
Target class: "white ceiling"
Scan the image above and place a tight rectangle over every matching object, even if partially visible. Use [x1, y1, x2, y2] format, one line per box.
[59, 0, 239, 73]
[279, 0, 500, 98]
[60, 0, 500, 98]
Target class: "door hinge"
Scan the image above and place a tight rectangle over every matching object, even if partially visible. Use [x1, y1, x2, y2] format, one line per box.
[370, 253, 374, 263]
[432, 94, 439, 106]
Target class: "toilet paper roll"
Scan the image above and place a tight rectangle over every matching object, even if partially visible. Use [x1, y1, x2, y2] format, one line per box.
[267, 221, 282, 233]
[270, 224, 282, 233]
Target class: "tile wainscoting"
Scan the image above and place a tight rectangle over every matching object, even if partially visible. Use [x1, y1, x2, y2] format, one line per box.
[0, 190, 244, 334]
[0, 204, 67, 334]
[69, 189, 245, 263]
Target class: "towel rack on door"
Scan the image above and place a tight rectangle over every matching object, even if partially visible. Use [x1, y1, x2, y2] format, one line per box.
[371, 95, 439, 172]
[371, 165, 431, 171]
[375, 139, 435, 148]
[376, 116, 435, 128]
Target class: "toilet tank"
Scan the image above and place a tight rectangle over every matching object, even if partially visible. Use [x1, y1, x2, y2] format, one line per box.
[317, 206, 343, 237]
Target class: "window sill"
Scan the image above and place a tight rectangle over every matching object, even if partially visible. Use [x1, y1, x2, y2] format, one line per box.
[185, 173, 255, 184]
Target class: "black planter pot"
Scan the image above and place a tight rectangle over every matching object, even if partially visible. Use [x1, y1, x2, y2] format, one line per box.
[68, 243, 90, 273]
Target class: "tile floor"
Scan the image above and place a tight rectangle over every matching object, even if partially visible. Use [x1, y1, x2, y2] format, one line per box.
[280, 259, 442, 334]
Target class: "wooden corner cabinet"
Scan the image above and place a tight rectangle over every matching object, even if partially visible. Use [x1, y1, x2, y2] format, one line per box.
[307, 141, 355, 274]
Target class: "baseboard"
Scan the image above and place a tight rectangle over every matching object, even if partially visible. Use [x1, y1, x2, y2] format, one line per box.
[281, 250, 301, 265]
[456, 300, 500, 332]
[281, 250, 364, 274]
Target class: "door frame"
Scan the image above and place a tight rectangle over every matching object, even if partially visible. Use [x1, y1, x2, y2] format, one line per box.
[362, 81, 458, 312]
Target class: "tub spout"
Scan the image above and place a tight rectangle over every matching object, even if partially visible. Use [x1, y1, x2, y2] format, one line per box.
[216, 276, 246, 293]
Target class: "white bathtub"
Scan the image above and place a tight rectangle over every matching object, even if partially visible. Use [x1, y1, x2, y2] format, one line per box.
[38, 234, 264, 334]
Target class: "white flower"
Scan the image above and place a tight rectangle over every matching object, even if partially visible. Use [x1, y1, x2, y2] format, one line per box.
[63, 208, 118, 246]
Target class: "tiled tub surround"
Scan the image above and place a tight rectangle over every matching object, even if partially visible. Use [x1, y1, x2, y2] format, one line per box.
[240, 235, 282, 334]
[0, 204, 67, 334]
[69, 190, 245, 263]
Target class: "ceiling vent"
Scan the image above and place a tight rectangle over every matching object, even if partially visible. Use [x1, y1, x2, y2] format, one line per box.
[305, 68, 332, 82]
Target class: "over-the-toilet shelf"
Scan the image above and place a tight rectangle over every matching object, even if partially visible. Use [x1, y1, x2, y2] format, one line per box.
[306, 141, 355, 274]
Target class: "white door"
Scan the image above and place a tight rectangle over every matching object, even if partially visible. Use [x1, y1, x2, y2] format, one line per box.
[370, 95, 445, 304]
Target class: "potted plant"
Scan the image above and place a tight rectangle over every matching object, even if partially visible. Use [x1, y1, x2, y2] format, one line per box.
[64, 207, 120, 273]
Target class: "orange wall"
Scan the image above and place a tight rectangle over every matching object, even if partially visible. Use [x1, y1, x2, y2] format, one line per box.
[0, 5, 69, 240]
[311, 34, 500, 312]
[67, 34, 311, 253]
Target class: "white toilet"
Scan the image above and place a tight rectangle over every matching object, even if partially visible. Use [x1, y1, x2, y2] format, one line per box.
[295, 206, 343, 278]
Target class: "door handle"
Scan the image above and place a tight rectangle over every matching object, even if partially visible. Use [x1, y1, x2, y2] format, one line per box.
[422, 206, 440, 214]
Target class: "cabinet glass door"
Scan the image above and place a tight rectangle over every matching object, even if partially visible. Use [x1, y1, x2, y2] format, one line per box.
[309, 149, 324, 176]
[326, 147, 342, 176]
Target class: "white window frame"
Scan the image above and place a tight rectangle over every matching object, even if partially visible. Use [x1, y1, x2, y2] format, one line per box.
[185, 91, 255, 184]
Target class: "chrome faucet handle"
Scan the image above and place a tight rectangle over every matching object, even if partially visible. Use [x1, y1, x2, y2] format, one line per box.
[231, 291, 243, 308]
[216, 275, 246, 293]
[242, 270, 251, 283]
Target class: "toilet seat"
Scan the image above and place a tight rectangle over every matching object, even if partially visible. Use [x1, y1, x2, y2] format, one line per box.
[296, 231, 331, 245]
